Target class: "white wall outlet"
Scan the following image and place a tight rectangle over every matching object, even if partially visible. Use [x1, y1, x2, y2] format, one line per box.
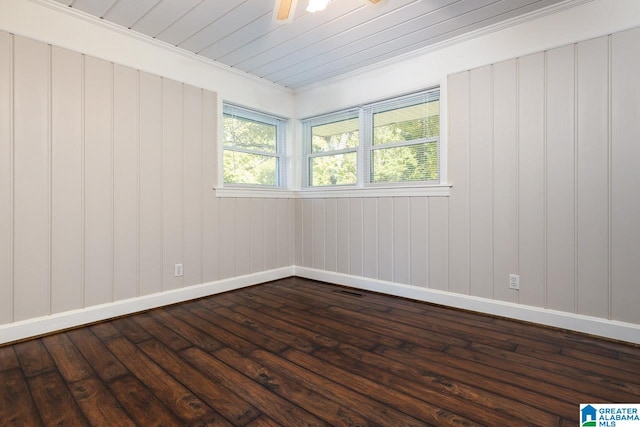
[175, 263, 183, 277]
[509, 274, 520, 290]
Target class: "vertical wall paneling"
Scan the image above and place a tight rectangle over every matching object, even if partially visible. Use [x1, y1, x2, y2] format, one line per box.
[468, 65, 494, 299]
[348, 198, 363, 276]
[201, 90, 218, 283]
[51, 47, 83, 313]
[112, 64, 139, 301]
[428, 197, 449, 291]
[235, 198, 252, 276]
[13, 36, 51, 320]
[447, 71, 470, 295]
[288, 199, 295, 266]
[324, 199, 338, 272]
[336, 198, 350, 274]
[162, 79, 184, 290]
[261, 199, 278, 270]
[276, 198, 290, 269]
[409, 197, 428, 288]
[545, 45, 576, 313]
[611, 28, 640, 324]
[517, 52, 546, 308]
[363, 198, 378, 279]
[0, 32, 12, 323]
[576, 37, 609, 318]
[139, 71, 163, 296]
[492, 59, 518, 303]
[218, 197, 236, 279]
[183, 85, 203, 287]
[84, 55, 113, 307]
[312, 199, 325, 270]
[302, 199, 313, 267]
[295, 199, 303, 267]
[393, 197, 410, 285]
[251, 198, 266, 273]
[377, 198, 393, 282]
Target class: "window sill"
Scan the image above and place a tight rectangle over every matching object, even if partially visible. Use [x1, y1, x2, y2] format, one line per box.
[214, 184, 451, 198]
[296, 184, 451, 198]
[213, 186, 293, 198]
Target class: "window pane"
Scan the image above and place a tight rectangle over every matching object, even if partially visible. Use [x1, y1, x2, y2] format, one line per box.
[371, 142, 439, 183]
[311, 118, 359, 153]
[223, 114, 277, 153]
[223, 150, 277, 185]
[373, 99, 439, 145]
[311, 152, 357, 186]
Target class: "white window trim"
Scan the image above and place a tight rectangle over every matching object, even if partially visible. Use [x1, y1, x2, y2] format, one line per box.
[302, 87, 441, 190]
[215, 84, 450, 199]
[213, 184, 451, 198]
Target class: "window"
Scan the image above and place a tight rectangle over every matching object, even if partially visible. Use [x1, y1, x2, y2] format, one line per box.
[223, 103, 286, 187]
[306, 109, 359, 187]
[303, 88, 440, 187]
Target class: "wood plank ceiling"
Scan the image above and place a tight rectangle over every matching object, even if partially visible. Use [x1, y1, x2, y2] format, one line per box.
[53, 0, 566, 89]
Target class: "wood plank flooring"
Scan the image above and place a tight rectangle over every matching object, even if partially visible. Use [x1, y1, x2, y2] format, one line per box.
[1, 277, 639, 426]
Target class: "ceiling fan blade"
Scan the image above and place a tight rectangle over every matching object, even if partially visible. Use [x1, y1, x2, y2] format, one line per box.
[275, 0, 296, 21]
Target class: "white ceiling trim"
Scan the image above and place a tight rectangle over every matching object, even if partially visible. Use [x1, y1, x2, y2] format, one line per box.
[26, 0, 295, 93]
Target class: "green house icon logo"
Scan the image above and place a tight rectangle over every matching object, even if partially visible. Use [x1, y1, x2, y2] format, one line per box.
[581, 404, 597, 426]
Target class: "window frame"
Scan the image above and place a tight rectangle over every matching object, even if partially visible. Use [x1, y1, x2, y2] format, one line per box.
[302, 87, 441, 189]
[222, 102, 287, 188]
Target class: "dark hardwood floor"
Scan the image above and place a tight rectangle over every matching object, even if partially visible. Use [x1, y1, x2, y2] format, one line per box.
[1, 277, 639, 426]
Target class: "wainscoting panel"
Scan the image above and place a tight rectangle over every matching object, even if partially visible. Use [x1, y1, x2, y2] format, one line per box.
[492, 59, 518, 304]
[576, 36, 609, 319]
[0, 31, 295, 339]
[183, 84, 204, 288]
[545, 44, 576, 314]
[51, 46, 84, 313]
[139, 71, 164, 297]
[611, 28, 640, 324]
[0, 32, 12, 324]
[517, 52, 546, 309]
[113, 64, 140, 301]
[13, 35, 51, 321]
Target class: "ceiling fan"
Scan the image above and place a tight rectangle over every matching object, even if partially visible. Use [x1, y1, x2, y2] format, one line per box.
[274, 0, 389, 23]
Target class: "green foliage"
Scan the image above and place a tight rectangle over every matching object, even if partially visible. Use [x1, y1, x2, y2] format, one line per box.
[223, 114, 276, 153]
[310, 101, 440, 185]
[373, 114, 440, 145]
[311, 152, 357, 186]
[223, 150, 277, 185]
[371, 111, 440, 183]
[223, 113, 278, 185]
[371, 142, 439, 183]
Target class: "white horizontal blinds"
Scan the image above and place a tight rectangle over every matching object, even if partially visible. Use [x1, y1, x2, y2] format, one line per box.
[222, 103, 285, 186]
[367, 88, 440, 184]
[305, 109, 359, 186]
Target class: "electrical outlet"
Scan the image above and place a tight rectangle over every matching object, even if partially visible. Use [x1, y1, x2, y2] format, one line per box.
[175, 263, 183, 277]
[509, 274, 520, 290]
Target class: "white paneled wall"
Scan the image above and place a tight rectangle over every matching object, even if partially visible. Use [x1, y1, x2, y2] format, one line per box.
[296, 28, 640, 327]
[0, 32, 12, 324]
[611, 29, 640, 324]
[0, 31, 295, 327]
[297, 197, 449, 289]
[448, 30, 639, 324]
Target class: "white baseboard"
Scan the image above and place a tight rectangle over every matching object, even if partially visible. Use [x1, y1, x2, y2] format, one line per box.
[3, 265, 638, 346]
[294, 267, 640, 345]
[0, 266, 294, 345]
